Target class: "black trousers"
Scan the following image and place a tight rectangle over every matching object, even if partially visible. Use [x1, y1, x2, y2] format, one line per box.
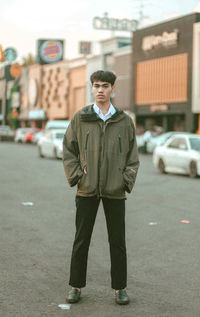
[69, 195, 127, 290]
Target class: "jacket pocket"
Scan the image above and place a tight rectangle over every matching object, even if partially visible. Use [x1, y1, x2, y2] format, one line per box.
[85, 130, 89, 150]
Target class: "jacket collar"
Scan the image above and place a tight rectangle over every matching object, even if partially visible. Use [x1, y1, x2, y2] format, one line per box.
[80, 104, 124, 122]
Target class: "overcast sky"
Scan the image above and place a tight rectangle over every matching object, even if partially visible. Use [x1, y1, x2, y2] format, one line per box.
[1, 0, 200, 61]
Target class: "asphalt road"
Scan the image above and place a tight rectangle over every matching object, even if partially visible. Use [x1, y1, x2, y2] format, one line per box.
[0, 142, 200, 317]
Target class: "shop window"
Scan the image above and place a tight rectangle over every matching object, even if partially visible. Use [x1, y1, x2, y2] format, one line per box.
[118, 41, 131, 48]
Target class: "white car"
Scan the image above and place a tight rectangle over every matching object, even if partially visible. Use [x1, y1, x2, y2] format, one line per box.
[45, 120, 70, 131]
[147, 131, 187, 153]
[38, 129, 66, 159]
[153, 133, 200, 178]
[15, 128, 30, 143]
[33, 131, 44, 144]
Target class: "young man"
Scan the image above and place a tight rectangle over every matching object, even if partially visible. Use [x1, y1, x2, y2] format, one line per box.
[63, 70, 139, 305]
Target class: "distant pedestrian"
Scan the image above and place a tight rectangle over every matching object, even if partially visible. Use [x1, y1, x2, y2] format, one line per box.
[63, 70, 139, 305]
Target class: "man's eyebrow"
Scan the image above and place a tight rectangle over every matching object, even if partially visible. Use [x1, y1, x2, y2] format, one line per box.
[93, 83, 109, 86]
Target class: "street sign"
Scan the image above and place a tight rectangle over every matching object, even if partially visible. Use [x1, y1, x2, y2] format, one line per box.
[4, 47, 17, 62]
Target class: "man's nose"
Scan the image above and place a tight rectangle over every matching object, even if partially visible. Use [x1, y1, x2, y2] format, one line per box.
[98, 86, 103, 92]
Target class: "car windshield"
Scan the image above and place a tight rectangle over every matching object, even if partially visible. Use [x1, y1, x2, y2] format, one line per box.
[156, 133, 172, 144]
[55, 133, 64, 139]
[189, 137, 200, 151]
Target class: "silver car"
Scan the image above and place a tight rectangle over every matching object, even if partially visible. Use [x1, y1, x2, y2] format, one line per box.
[38, 129, 66, 159]
[0, 125, 15, 141]
[153, 133, 200, 178]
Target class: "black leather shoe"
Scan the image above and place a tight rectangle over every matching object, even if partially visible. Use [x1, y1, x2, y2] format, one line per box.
[115, 289, 129, 305]
[66, 288, 81, 303]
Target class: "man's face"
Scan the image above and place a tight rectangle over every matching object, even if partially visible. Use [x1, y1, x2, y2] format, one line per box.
[92, 81, 114, 104]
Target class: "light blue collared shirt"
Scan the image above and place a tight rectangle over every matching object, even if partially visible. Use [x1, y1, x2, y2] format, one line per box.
[93, 103, 116, 122]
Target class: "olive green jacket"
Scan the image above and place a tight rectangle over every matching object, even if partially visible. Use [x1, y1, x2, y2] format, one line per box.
[62, 105, 139, 199]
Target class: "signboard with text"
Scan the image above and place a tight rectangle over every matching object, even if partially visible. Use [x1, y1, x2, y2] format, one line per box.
[93, 12, 138, 32]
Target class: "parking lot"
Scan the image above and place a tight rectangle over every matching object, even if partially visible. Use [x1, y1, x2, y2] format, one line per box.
[0, 142, 200, 317]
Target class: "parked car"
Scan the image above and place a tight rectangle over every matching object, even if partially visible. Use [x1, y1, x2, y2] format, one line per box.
[147, 131, 187, 153]
[0, 125, 15, 141]
[24, 128, 41, 144]
[45, 120, 70, 131]
[153, 133, 200, 178]
[15, 128, 30, 143]
[38, 129, 66, 159]
[136, 130, 155, 153]
[33, 130, 44, 144]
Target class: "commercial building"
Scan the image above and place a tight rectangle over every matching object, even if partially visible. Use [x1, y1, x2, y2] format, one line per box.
[132, 13, 200, 133]
[86, 36, 132, 110]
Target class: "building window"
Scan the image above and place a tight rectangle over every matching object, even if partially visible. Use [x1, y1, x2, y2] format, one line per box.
[104, 53, 114, 71]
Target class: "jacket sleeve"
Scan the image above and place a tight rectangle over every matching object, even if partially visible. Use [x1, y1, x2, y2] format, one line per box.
[62, 118, 83, 187]
[123, 120, 140, 193]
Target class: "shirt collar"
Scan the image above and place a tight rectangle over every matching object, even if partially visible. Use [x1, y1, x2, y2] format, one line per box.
[93, 103, 116, 116]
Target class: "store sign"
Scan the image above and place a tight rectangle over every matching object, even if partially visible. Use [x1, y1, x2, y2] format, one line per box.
[10, 63, 22, 78]
[142, 30, 179, 51]
[37, 39, 64, 64]
[0, 45, 5, 62]
[28, 78, 38, 107]
[79, 41, 92, 55]
[93, 12, 138, 32]
[150, 104, 168, 112]
[4, 47, 17, 62]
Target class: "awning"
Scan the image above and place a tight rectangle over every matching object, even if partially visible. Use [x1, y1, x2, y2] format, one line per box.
[29, 109, 47, 120]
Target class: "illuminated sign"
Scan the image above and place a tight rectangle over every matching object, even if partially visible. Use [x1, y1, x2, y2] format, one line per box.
[37, 39, 64, 64]
[10, 63, 22, 78]
[142, 30, 179, 51]
[0, 45, 5, 62]
[4, 47, 17, 62]
[93, 12, 138, 32]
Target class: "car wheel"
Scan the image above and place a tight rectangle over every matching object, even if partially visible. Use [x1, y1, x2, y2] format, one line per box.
[158, 158, 165, 174]
[38, 146, 44, 158]
[189, 161, 197, 178]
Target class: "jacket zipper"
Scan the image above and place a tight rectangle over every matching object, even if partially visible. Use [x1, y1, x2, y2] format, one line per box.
[85, 130, 89, 150]
[118, 134, 122, 153]
[98, 122, 106, 198]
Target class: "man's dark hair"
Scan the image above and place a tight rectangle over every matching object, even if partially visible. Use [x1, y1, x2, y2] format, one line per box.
[90, 70, 117, 86]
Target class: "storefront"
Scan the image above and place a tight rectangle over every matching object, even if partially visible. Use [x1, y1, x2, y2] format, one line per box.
[131, 13, 200, 133]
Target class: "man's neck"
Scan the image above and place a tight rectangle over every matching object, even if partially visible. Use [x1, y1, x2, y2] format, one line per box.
[95, 102, 110, 115]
